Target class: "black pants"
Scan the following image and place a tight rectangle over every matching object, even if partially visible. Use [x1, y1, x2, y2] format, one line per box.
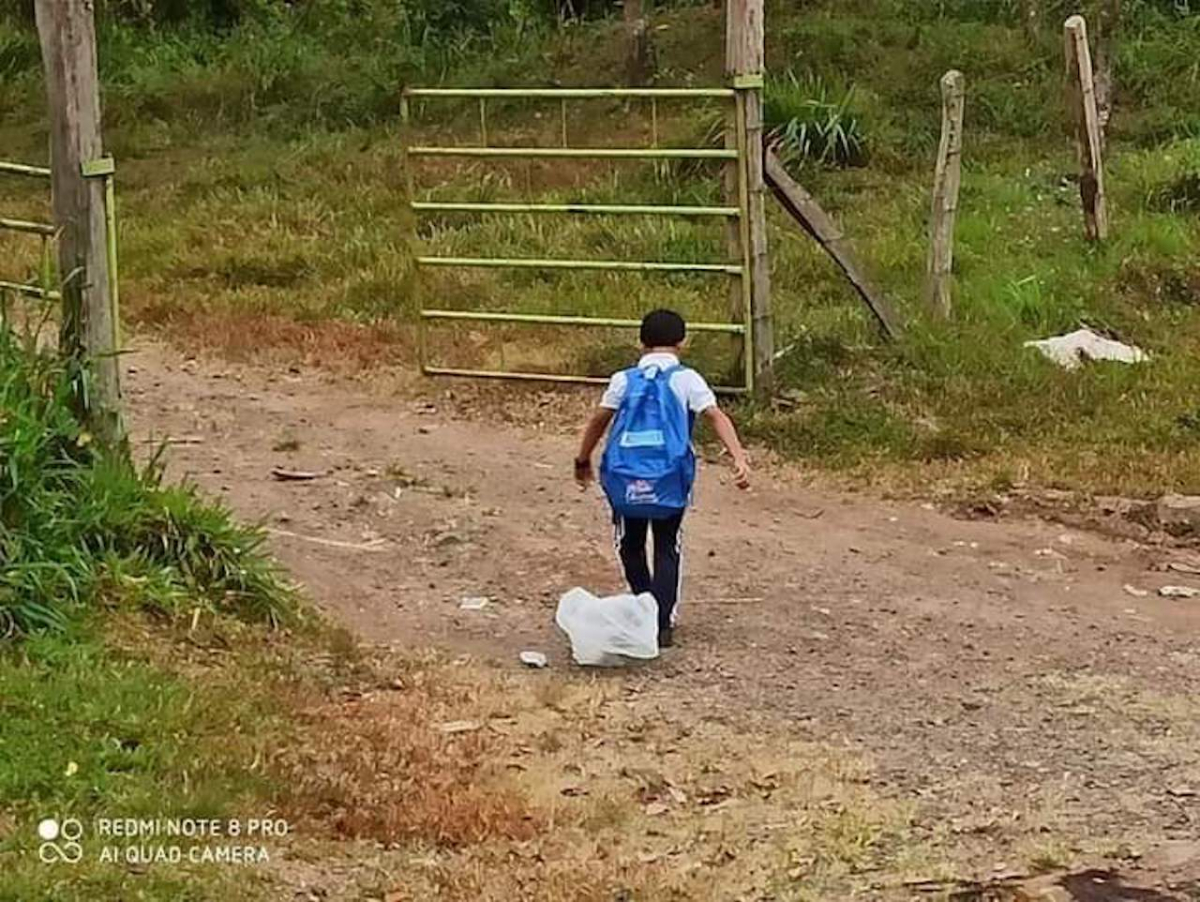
[614, 512, 685, 631]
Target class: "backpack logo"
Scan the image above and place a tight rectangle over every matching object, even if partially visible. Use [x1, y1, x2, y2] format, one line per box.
[625, 479, 658, 506]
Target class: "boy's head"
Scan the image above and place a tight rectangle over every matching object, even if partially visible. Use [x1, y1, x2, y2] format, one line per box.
[640, 309, 686, 350]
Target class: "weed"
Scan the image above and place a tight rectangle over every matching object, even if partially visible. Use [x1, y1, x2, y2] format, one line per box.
[1150, 172, 1200, 214]
[764, 71, 868, 169]
[0, 330, 297, 634]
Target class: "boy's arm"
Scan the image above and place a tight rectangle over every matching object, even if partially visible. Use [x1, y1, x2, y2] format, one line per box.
[575, 407, 615, 487]
[704, 405, 751, 489]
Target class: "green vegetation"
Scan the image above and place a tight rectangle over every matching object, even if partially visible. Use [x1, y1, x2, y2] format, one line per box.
[0, 620, 292, 901]
[0, 326, 297, 635]
[764, 72, 867, 169]
[2, 0, 1200, 498]
[0, 320, 304, 898]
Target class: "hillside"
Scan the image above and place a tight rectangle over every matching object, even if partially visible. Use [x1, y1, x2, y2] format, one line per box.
[1, 0, 1199, 496]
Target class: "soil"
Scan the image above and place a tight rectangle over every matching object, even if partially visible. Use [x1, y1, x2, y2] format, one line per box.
[125, 342, 1200, 901]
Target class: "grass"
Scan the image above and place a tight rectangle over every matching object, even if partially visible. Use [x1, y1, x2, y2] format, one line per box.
[0, 321, 305, 899]
[0, 618, 292, 901]
[3, 1, 1200, 500]
[0, 325, 299, 634]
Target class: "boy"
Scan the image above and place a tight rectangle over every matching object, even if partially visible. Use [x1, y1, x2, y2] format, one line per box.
[574, 309, 751, 649]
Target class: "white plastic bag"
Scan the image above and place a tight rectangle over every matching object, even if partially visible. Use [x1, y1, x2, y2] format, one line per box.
[555, 588, 659, 667]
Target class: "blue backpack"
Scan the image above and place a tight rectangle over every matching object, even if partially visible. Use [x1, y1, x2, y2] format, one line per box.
[600, 364, 696, 520]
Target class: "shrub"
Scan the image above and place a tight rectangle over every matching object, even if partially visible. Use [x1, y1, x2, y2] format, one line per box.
[0, 323, 297, 636]
[764, 71, 867, 169]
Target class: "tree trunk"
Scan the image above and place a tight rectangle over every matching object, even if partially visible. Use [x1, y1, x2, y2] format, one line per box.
[624, 0, 654, 86]
[1020, 0, 1040, 42]
[1093, 0, 1121, 143]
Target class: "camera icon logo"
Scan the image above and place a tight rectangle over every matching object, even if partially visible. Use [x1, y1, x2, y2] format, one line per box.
[37, 818, 84, 864]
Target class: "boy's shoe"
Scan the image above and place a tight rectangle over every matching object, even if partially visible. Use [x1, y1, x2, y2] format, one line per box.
[658, 628, 675, 649]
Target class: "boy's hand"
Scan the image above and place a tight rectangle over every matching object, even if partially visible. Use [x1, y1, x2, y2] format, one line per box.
[574, 456, 594, 489]
[731, 454, 751, 490]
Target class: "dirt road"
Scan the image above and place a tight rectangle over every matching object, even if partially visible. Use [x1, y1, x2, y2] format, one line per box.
[126, 343, 1200, 899]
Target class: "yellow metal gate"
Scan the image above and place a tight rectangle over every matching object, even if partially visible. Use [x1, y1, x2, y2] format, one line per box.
[401, 86, 756, 393]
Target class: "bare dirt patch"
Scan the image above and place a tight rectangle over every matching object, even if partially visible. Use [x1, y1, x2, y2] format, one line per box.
[124, 339, 1200, 899]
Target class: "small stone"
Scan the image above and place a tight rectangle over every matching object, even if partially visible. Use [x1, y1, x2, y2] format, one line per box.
[519, 651, 548, 668]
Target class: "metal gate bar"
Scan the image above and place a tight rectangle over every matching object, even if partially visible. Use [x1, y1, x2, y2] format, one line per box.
[0, 160, 57, 302]
[407, 87, 734, 98]
[403, 85, 755, 393]
[1, 157, 119, 323]
[422, 309, 744, 332]
[416, 256, 742, 275]
[0, 161, 52, 178]
[411, 202, 738, 217]
[409, 146, 737, 160]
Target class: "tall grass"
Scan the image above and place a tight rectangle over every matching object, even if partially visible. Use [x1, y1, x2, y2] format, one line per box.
[764, 72, 867, 169]
[0, 324, 296, 636]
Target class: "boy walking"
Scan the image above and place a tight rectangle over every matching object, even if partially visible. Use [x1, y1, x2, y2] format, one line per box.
[574, 309, 751, 648]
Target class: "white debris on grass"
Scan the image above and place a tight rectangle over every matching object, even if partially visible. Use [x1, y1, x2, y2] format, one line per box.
[1024, 327, 1148, 370]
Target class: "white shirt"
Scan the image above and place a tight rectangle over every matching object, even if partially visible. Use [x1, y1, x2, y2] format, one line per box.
[599, 352, 717, 414]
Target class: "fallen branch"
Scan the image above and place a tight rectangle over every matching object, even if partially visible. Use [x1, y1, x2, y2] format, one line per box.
[271, 467, 325, 482]
[764, 147, 902, 340]
[138, 435, 205, 446]
[268, 528, 389, 552]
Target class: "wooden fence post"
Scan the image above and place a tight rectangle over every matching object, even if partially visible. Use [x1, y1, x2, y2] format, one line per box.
[928, 70, 965, 319]
[1093, 0, 1122, 142]
[1064, 15, 1108, 242]
[35, 0, 122, 445]
[624, 0, 654, 86]
[725, 0, 773, 394]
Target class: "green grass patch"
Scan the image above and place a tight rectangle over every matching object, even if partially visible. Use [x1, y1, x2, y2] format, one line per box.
[0, 323, 355, 899]
[0, 618, 294, 901]
[0, 327, 299, 635]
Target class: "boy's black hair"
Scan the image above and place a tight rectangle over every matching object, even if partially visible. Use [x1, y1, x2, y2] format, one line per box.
[640, 309, 687, 347]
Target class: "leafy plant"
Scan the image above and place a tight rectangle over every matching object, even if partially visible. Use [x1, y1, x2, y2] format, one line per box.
[764, 71, 867, 169]
[0, 327, 297, 636]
